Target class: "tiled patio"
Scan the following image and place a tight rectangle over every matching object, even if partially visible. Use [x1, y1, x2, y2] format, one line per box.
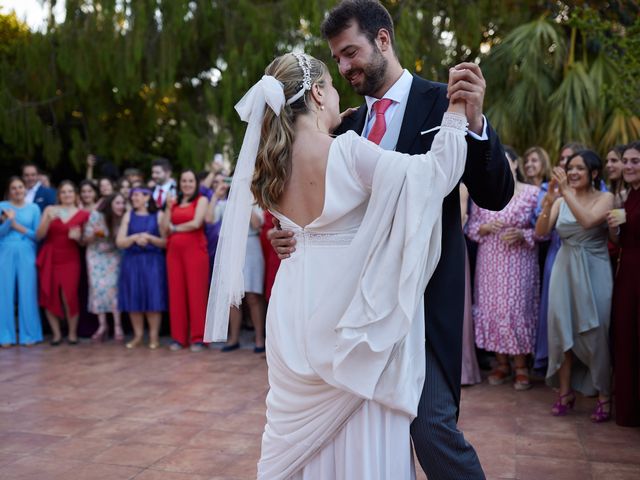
[0, 341, 638, 479]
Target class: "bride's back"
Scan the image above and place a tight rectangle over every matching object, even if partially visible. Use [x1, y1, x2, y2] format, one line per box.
[275, 131, 333, 228]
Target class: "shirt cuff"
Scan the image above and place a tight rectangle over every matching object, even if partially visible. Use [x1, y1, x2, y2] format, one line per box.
[467, 115, 488, 141]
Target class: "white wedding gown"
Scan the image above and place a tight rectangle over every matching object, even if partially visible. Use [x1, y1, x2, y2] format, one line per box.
[257, 115, 467, 479]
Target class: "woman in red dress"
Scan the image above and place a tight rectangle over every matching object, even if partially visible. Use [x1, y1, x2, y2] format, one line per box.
[36, 181, 90, 345]
[608, 141, 640, 427]
[162, 170, 210, 352]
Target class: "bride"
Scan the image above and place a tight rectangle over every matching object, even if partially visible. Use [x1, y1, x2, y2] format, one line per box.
[205, 52, 468, 479]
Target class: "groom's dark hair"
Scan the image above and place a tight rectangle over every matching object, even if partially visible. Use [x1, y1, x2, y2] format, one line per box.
[321, 0, 395, 50]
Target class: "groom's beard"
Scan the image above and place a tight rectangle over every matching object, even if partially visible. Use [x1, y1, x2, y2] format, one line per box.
[347, 47, 388, 97]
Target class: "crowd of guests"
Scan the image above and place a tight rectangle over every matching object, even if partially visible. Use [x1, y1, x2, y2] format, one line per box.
[460, 140, 640, 428]
[0, 157, 280, 355]
[1, 141, 639, 428]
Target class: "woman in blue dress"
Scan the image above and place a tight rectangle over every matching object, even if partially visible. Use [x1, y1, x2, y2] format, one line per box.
[116, 187, 167, 349]
[0, 177, 43, 346]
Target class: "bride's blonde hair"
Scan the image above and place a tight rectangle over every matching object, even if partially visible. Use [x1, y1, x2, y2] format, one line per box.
[252, 53, 327, 210]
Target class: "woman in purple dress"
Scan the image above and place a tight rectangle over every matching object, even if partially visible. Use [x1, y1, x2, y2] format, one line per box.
[116, 187, 167, 349]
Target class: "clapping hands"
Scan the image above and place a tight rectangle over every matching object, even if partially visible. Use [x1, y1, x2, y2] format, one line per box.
[551, 167, 569, 194]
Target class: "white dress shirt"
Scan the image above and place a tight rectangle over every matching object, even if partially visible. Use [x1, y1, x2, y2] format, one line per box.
[153, 179, 176, 206]
[25, 181, 42, 204]
[362, 69, 488, 149]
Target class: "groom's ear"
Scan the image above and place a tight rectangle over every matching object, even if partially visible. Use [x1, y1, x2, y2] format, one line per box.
[375, 28, 393, 53]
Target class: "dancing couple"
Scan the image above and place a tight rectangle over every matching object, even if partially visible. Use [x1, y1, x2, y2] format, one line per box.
[205, 1, 513, 478]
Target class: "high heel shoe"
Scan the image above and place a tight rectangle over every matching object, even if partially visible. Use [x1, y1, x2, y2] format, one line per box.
[114, 327, 125, 343]
[91, 327, 108, 343]
[591, 399, 611, 423]
[551, 390, 576, 416]
[126, 337, 143, 349]
[148, 340, 160, 350]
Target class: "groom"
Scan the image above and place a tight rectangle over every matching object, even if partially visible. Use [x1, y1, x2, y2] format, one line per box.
[271, 1, 513, 478]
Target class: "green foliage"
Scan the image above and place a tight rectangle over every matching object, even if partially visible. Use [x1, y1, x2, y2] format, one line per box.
[482, 3, 640, 158]
[0, 0, 638, 180]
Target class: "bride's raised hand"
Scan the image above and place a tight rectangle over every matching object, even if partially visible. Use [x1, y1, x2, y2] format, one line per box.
[447, 63, 486, 134]
[445, 68, 466, 116]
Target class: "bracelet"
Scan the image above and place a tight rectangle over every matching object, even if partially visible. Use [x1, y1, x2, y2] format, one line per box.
[170, 223, 177, 233]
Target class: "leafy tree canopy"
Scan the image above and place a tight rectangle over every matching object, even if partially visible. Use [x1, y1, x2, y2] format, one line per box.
[0, 0, 638, 183]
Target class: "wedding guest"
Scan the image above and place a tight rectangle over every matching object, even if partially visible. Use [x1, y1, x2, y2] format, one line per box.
[84, 193, 126, 342]
[222, 205, 266, 353]
[162, 170, 209, 352]
[123, 168, 144, 186]
[151, 157, 175, 209]
[36, 181, 90, 345]
[98, 177, 115, 199]
[117, 177, 132, 200]
[522, 146, 551, 187]
[468, 151, 540, 390]
[536, 151, 613, 422]
[558, 142, 588, 168]
[531, 143, 587, 371]
[76, 180, 100, 337]
[605, 145, 627, 267]
[459, 183, 481, 386]
[79, 179, 99, 211]
[39, 172, 51, 188]
[22, 164, 56, 211]
[204, 173, 230, 276]
[116, 187, 167, 349]
[606, 145, 628, 207]
[0, 177, 43, 347]
[608, 141, 640, 427]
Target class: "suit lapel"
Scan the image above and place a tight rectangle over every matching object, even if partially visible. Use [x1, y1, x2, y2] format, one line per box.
[395, 75, 440, 154]
[337, 104, 367, 136]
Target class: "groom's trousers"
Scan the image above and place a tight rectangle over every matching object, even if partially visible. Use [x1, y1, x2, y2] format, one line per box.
[410, 339, 486, 479]
[410, 188, 486, 480]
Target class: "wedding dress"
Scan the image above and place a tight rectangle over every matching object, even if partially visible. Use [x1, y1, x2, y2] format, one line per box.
[257, 113, 468, 479]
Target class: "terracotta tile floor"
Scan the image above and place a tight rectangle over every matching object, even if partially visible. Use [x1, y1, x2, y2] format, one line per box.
[1, 341, 639, 479]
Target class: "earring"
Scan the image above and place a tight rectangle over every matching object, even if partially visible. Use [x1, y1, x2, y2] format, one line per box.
[320, 104, 325, 111]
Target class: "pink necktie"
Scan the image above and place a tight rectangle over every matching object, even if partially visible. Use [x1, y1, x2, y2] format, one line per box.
[367, 98, 393, 145]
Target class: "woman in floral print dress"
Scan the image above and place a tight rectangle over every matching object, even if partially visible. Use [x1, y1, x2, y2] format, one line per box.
[84, 193, 126, 342]
[467, 151, 541, 390]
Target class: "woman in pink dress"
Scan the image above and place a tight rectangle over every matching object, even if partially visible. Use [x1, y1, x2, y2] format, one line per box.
[467, 153, 541, 390]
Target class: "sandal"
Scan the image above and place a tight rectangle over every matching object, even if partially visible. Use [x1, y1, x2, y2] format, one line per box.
[591, 399, 611, 423]
[514, 367, 533, 391]
[114, 326, 125, 343]
[488, 363, 512, 385]
[551, 390, 575, 416]
[91, 326, 108, 343]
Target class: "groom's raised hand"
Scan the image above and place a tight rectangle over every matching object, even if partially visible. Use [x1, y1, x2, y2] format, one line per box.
[447, 62, 486, 136]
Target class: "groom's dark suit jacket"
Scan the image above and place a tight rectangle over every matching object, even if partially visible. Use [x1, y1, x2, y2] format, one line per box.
[337, 75, 513, 410]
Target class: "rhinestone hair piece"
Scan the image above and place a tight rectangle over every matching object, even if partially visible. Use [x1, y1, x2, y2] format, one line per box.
[286, 52, 313, 105]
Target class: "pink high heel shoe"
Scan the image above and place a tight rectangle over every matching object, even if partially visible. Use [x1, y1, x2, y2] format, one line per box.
[91, 326, 108, 343]
[551, 391, 576, 416]
[591, 399, 611, 423]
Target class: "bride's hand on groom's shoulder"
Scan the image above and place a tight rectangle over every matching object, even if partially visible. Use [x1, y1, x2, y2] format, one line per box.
[447, 62, 486, 135]
[268, 218, 297, 260]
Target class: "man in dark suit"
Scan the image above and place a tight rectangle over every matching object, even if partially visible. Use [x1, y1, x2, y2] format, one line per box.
[22, 164, 56, 212]
[271, 1, 513, 478]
